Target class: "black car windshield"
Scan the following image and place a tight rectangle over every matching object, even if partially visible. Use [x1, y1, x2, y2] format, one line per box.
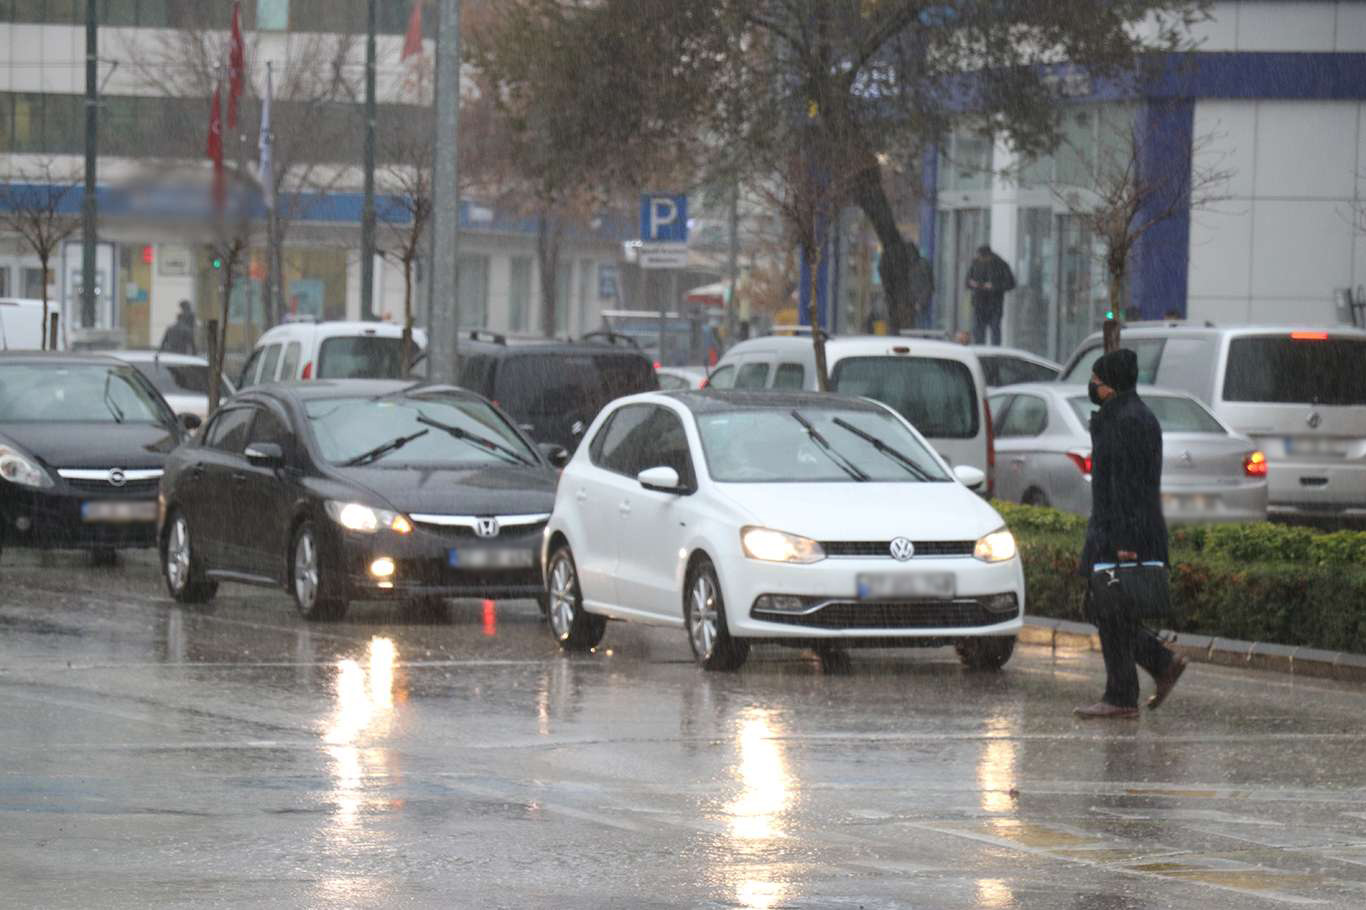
[1068, 394, 1225, 434]
[696, 407, 949, 483]
[830, 356, 979, 438]
[317, 336, 415, 380]
[0, 363, 172, 424]
[306, 393, 537, 466]
[128, 360, 235, 397]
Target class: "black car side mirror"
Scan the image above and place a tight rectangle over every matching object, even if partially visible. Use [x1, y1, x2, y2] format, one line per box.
[538, 443, 571, 469]
[245, 442, 285, 468]
[180, 413, 203, 432]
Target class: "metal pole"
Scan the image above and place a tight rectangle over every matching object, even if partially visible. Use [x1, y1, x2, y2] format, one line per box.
[725, 182, 739, 350]
[659, 270, 673, 366]
[360, 0, 377, 321]
[427, 0, 461, 382]
[81, 0, 98, 329]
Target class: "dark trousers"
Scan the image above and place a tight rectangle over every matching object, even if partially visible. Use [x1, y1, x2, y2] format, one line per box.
[1085, 588, 1175, 708]
[971, 299, 1002, 345]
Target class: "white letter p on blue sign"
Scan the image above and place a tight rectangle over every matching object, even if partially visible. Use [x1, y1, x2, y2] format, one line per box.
[640, 194, 688, 244]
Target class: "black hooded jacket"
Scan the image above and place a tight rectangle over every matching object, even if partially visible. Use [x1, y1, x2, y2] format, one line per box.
[1079, 350, 1168, 575]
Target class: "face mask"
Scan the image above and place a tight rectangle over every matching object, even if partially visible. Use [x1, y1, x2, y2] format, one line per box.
[1088, 380, 1105, 406]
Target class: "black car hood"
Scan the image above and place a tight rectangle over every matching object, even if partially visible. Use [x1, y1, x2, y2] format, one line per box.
[0, 422, 179, 469]
[334, 463, 557, 515]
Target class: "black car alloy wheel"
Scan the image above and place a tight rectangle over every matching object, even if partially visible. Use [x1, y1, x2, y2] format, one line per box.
[163, 510, 217, 604]
[291, 521, 348, 621]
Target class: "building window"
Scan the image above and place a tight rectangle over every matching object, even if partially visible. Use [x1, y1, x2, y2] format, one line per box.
[256, 0, 287, 30]
[554, 261, 572, 338]
[508, 256, 531, 333]
[23, 267, 47, 299]
[937, 127, 993, 193]
[457, 254, 489, 328]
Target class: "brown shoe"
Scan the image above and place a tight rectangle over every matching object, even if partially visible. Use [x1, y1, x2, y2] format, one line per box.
[1147, 655, 1188, 711]
[1074, 701, 1139, 719]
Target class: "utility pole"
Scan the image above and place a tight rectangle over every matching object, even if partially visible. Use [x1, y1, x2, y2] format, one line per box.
[360, 0, 378, 321]
[426, 0, 461, 382]
[725, 181, 739, 350]
[81, 0, 98, 329]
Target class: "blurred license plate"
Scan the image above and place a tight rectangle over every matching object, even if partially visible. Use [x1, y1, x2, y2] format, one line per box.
[1286, 436, 1347, 457]
[81, 500, 156, 523]
[449, 548, 535, 569]
[856, 572, 954, 601]
[1162, 493, 1213, 512]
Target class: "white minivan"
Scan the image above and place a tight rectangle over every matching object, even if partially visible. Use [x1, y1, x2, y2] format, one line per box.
[238, 320, 426, 388]
[0, 298, 63, 351]
[1059, 324, 1366, 518]
[707, 334, 994, 488]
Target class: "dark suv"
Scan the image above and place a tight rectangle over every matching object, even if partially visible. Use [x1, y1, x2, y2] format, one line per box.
[455, 334, 659, 452]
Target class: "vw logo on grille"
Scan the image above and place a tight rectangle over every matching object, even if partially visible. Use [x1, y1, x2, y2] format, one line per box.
[889, 537, 916, 561]
[107, 468, 127, 487]
[474, 517, 500, 539]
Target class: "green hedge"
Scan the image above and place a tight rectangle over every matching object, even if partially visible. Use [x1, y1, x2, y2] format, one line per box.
[994, 502, 1366, 654]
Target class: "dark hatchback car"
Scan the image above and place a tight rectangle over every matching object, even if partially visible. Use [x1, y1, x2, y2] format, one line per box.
[455, 336, 659, 452]
[159, 380, 560, 620]
[0, 352, 190, 560]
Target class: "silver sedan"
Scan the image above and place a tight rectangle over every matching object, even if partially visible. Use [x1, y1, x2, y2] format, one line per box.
[988, 383, 1269, 524]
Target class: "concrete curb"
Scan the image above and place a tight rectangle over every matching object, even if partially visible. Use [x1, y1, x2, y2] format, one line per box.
[1022, 617, 1366, 683]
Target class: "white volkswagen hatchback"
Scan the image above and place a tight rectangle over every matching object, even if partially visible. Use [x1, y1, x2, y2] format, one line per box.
[542, 390, 1025, 671]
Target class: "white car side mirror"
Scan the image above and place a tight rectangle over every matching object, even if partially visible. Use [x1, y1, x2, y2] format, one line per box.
[637, 465, 683, 494]
[953, 465, 986, 490]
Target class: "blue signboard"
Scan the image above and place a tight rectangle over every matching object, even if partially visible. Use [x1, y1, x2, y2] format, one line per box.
[597, 263, 619, 301]
[639, 194, 689, 244]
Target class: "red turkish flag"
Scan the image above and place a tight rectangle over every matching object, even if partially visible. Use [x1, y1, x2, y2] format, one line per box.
[228, 1, 245, 128]
[207, 88, 225, 210]
[401, 1, 424, 61]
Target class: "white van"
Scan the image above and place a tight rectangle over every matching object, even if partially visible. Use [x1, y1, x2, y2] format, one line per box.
[238, 320, 427, 388]
[1059, 324, 1366, 518]
[707, 334, 994, 488]
[0, 298, 62, 351]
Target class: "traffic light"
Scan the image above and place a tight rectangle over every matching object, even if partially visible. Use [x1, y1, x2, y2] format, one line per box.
[1105, 309, 1115, 320]
[211, 256, 223, 270]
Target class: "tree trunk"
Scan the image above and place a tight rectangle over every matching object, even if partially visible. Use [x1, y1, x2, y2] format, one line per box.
[1104, 258, 1125, 353]
[401, 255, 414, 372]
[848, 154, 922, 332]
[536, 210, 562, 339]
[805, 239, 830, 392]
[38, 251, 50, 351]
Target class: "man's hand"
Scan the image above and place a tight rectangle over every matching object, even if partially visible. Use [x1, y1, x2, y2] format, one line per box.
[1117, 550, 1138, 561]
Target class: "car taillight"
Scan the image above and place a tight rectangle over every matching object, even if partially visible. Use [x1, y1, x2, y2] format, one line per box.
[301, 361, 313, 379]
[1244, 450, 1268, 477]
[1066, 451, 1093, 476]
[983, 397, 995, 496]
[1290, 331, 1329, 341]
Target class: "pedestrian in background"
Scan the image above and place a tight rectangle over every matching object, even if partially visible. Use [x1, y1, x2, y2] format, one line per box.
[158, 300, 197, 355]
[1075, 348, 1186, 719]
[965, 245, 1015, 346]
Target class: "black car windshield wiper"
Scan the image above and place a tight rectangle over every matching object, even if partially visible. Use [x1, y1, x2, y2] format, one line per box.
[790, 409, 868, 482]
[415, 412, 533, 466]
[102, 372, 125, 423]
[341, 428, 429, 467]
[832, 417, 939, 481]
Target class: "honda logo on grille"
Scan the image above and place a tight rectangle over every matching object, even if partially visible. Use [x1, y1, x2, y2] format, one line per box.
[474, 517, 500, 539]
[889, 537, 916, 561]
[108, 468, 127, 487]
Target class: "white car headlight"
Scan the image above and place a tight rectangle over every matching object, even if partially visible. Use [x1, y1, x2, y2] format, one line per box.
[741, 526, 825, 564]
[974, 528, 1017, 563]
[0, 443, 53, 489]
[325, 500, 411, 534]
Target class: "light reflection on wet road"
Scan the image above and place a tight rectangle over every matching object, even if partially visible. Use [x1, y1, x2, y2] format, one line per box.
[2, 552, 1366, 908]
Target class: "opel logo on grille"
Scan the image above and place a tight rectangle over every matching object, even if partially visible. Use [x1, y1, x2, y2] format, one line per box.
[107, 468, 127, 487]
[474, 517, 500, 539]
[889, 537, 915, 561]
[1307, 411, 1322, 429]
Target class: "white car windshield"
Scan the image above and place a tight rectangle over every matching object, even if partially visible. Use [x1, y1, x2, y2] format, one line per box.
[696, 407, 951, 483]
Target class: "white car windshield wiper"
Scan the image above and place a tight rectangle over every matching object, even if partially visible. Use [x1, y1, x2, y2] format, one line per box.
[415, 412, 533, 466]
[342, 428, 429, 467]
[790, 409, 868, 482]
[831, 417, 939, 482]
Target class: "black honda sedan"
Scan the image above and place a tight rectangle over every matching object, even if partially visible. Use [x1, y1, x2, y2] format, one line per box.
[159, 380, 564, 620]
[0, 352, 192, 561]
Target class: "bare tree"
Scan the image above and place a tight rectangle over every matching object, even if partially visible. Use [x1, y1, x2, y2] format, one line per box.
[0, 160, 82, 349]
[1052, 120, 1232, 348]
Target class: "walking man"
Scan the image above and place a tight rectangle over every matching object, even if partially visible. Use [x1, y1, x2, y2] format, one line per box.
[158, 300, 197, 355]
[1075, 349, 1187, 719]
[965, 245, 1015, 345]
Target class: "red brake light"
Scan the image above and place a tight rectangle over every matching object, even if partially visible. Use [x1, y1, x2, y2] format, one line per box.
[1066, 451, 1093, 476]
[1291, 331, 1329, 341]
[1244, 451, 1268, 477]
[301, 361, 313, 379]
[653, 361, 662, 370]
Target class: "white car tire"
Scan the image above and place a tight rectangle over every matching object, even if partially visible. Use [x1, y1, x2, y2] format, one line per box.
[956, 635, 1016, 671]
[546, 545, 606, 651]
[685, 558, 749, 672]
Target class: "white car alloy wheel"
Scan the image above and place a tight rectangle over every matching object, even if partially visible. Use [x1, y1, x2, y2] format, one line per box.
[688, 572, 719, 660]
[548, 553, 577, 640]
[684, 559, 748, 672]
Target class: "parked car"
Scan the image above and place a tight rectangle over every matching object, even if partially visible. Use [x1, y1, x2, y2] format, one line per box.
[973, 346, 1060, 389]
[989, 383, 1268, 523]
[1059, 324, 1366, 518]
[542, 390, 1023, 671]
[159, 380, 562, 619]
[238, 319, 427, 388]
[110, 350, 235, 419]
[707, 334, 994, 486]
[656, 365, 708, 391]
[0, 352, 189, 561]
[457, 334, 659, 452]
[0, 298, 61, 351]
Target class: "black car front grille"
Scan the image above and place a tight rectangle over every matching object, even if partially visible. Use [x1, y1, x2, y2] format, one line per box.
[414, 522, 547, 543]
[822, 540, 975, 558]
[753, 598, 1011, 630]
[62, 478, 160, 495]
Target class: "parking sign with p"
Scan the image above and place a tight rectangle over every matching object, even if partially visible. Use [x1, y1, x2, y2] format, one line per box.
[640, 194, 688, 244]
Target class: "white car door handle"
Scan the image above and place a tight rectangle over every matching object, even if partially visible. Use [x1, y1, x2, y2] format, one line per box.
[618, 501, 632, 516]
[576, 489, 589, 503]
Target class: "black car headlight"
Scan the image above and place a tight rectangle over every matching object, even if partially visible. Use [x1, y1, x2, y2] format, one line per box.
[0, 443, 54, 489]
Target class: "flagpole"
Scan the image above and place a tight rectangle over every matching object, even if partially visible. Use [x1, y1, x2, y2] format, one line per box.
[360, 0, 378, 322]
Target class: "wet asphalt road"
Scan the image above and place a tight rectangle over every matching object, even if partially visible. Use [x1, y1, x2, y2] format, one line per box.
[2, 552, 1366, 909]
